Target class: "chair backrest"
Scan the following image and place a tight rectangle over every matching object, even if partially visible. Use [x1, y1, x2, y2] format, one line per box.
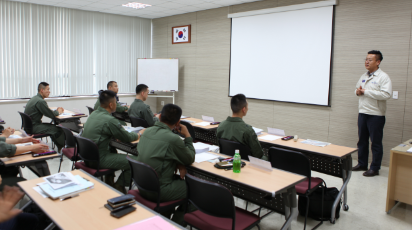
[268, 147, 312, 190]
[59, 125, 76, 148]
[18, 111, 34, 135]
[86, 106, 95, 115]
[185, 174, 236, 229]
[179, 120, 196, 140]
[129, 116, 149, 128]
[74, 136, 100, 163]
[126, 157, 162, 205]
[219, 139, 253, 160]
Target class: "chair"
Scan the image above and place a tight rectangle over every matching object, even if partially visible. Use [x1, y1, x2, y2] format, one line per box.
[179, 120, 196, 141]
[129, 116, 149, 128]
[184, 174, 261, 230]
[18, 112, 51, 140]
[219, 139, 253, 160]
[73, 136, 116, 180]
[86, 106, 94, 115]
[268, 147, 325, 230]
[126, 156, 186, 213]
[58, 125, 79, 172]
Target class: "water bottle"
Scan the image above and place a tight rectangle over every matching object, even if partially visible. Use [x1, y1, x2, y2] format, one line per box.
[233, 150, 241, 173]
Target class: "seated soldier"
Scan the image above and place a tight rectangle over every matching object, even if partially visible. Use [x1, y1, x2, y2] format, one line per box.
[24, 82, 65, 152]
[82, 90, 143, 192]
[128, 84, 159, 127]
[94, 81, 129, 126]
[137, 104, 195, 226]
[216, 93, 267, 160]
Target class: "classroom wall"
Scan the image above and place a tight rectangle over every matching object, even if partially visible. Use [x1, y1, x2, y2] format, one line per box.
[152, 0, 412, 166]
[0, 96, 156, 129]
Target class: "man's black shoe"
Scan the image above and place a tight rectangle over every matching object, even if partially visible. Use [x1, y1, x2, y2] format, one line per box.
[352, 164, 368, 171]
[363, 169, 379, 177]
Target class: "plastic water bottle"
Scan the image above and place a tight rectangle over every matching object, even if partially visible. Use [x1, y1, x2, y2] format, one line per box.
[233, 150, 241, 173]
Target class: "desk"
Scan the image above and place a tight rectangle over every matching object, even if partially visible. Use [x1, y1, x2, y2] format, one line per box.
[50, 107, 87, 133]
[18, 170, 183, 230]
[187, 152, 306, 230]
[386, 140, 412, 213]
[258, 132, 357, 223]
[181, 118, 219, 144]
[0, 131, 60, 177]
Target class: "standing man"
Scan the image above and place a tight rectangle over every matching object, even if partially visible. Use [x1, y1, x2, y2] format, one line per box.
[128, 84, 159, 127]
[24, 82, 65, 151]
[217, 94, 267, 160]
[353, 50, 392, 177]
[82, 90, 143, 192]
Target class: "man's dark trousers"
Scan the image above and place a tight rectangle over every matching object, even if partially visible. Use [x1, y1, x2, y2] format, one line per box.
[357, 113, 386, 171]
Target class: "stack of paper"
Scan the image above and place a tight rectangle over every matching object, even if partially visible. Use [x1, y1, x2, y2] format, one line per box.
[406, 147, 412, 153]
[195, 152, 220, 163]
[123, 126, 144, 134]
[15, 142, 33, 155]
[259, 135, 282, 141]
[182, 119, 195, 123]
[252, 127, 263, 135]
[195, 122, 210, 126]
[43, 172, 80, 190]
[36, 173, 94, 200]
[301, 139, 331, 147]
[193, 142, 220, 153]
[181, 115, 190, 119]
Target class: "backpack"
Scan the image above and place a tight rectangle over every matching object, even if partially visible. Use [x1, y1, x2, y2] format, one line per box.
[298, 186, 342, 221]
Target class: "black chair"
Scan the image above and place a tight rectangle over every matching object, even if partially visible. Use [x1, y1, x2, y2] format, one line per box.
[129, 116, 149, 128]
[268, 147, 325, 230]
[73, 136, 116, 180]
[184, 174, 261, 230]
[219, 139, 253, 160]
[86, 106, 94, 115]
[179, 120, 196, 141]
[58, 125, 79, 172]
[18, 111, 51, 141]
[126, 156, 186, 213]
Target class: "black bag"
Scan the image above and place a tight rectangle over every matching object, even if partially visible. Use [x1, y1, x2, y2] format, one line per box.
[298, 187, 341, 221]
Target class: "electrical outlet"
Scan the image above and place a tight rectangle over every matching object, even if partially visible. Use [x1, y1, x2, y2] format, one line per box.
[393, 91, 398, 99]
[161, 101, 165, 105]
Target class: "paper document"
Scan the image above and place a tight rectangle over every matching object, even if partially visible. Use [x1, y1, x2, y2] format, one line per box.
[193, 142, 220, 153]
[59, 112, 73, 117]
[123, 126, 144, 134]
[33, 186, 49, 198]
[248, 156, 273, 171]
[15, 142, 33, 155]
[407, 147, 412, 153]
[8, 135, 21, 139]
[301, 139, 331, 147]
[267, 127, 285, 136]
[202, 115, 214, 122]
[195, 122, 210, 127]
[181, 115, 190, 119]
[115, 216, 176, 230]
[39, 175, 94, 199]
[195, 152, 220, 163]
[182, 119, 195, 124]
[252, 127, 263, 135]
[43, 172, 80, 190]
[259, 135, 282, 141]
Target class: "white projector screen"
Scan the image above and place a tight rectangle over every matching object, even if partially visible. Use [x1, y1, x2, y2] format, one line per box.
[137, 59, 179, 91]
[229, 6, 334, 106]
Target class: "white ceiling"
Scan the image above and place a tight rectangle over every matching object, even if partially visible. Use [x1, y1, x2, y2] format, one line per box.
[8, 0, 263, 19]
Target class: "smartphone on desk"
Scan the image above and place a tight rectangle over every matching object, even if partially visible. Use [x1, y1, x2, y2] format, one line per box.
[110, 206, 136, 218]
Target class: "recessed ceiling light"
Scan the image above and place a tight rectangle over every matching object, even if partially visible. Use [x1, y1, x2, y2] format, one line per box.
[122, 2, 152, 9]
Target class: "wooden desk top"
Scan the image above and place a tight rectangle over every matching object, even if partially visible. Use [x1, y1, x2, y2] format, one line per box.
[258, 132, 357, 158]
[0, 131, 60, 166]
[50, 107, 88, 120]
[181, 117, 219, 130]
[190, 152, 306, 195]
[391, 139, 412, 156]
[18, 170, 181, 230]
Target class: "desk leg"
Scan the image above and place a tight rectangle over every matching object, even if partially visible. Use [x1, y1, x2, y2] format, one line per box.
[281, 188, 298, 230]
[26, 161, 51, 177]
[331, 156, 352, 224]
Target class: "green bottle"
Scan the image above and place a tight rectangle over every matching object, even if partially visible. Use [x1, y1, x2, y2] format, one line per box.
[233, 150, 241, 173]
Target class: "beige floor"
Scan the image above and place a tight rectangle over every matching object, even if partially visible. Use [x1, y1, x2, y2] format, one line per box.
[19, 154, 412, 230]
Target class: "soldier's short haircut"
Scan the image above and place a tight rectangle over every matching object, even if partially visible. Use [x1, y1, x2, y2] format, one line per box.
[99, 90, 116, 108]
[38, 82, 49, 92]
[368, 50, 383, 62]
[107, 81, 117, 89]
[231, 94, 247, 113]
[160, 104, 182, 125]
[136, 84, 149, 94]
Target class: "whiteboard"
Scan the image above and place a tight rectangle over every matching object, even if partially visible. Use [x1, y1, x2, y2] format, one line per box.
[229, 6, 333, 106]
[137, 59, 179, 91]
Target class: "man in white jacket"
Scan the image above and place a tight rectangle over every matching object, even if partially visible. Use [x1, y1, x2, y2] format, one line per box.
[352, 50, 392, 177]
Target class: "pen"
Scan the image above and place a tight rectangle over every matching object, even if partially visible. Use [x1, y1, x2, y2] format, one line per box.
[60, 194, 79, 201]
